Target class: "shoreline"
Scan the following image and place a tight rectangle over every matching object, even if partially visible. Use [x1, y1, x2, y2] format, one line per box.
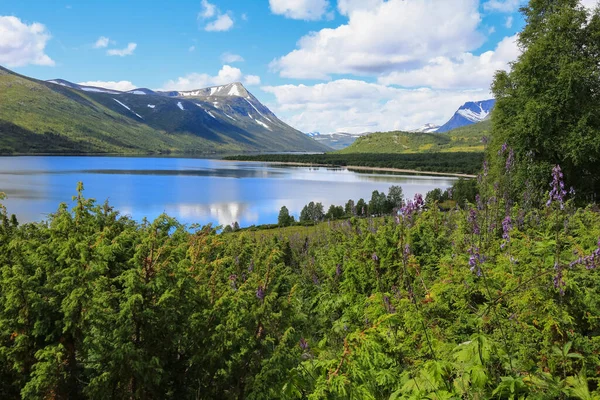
[223, 159, 476, 178]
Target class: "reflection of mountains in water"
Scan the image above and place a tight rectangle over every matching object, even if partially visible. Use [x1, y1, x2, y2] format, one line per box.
[0, 168, 287, 179]
[165, 202, 258, 226]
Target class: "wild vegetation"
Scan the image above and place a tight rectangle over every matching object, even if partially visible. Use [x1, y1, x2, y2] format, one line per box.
[0, 1, 599, 398]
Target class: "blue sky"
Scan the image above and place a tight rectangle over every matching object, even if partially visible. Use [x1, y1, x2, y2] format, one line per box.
[1, 0, 593, 133]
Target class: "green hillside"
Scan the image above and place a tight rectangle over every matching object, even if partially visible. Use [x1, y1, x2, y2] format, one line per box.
[0, 67, 326, 154]
[338, 120, 491, 154]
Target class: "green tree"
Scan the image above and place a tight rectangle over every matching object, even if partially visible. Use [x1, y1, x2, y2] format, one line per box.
[490, 0, 600, 202]
[356, 198, 368, 216]
[387, 185, 404, 210]
[344, 199, 356, 216]
[277, 206, 294, 227]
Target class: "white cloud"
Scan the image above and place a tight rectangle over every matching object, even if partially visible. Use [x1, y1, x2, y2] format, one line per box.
[0, 16, 54, 67]
[581, 0, 599, 9]
[78, 80, 137, 92]
[270, 0, 483, 79]
[378, 35, 520, 89]
[269, 0, 330, 21]
[161, 65, 260, 91]
[198, 0, 234, 32]
[189, 45, 196, 52]
[483, 0, 522, 13]
[505, 16, 513, 28]
[262, 79, 490, 133]
[337, 0, 383, 16]
[93, 36, 109, 48]
[199, 0, 217, 18]
[107, 42, 137, 57]
[205, 14, 234, 32]
[244, 75, 261, 86]
[221, 52, 244, 63]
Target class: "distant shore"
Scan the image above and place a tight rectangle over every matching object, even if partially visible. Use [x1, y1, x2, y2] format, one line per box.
[224, 159, 476, 178]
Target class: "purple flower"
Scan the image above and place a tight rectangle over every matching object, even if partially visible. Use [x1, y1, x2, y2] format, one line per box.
[481, 136, 489, 145]
[483, 160, 489, 177]
[248, 260, 255, 273]
[336, 263, 342, 277]
[414, 193, 424, 209]
[501, 215, 512, 249]
[383, 295, 396, 313]
[403, 244, 411, 259]
[505, 148, 515, 171]
[498, 142, 508, 156]
[256, 285, 265, 300]
[312, 274, 320, 285]
[299, 338, 309, 351]
[570, 239, 600, 270]
[468, 208, 480, 235]
[372, 252, 379, 262]
[554, 262, 565, 296]
[447, 188, 453, 199]
[547, 165, 567, 209]
[468, 247, 484, 276]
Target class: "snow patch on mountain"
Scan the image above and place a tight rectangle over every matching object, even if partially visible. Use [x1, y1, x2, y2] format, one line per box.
[113, 98, 143, 119]
[411, 123, 440, 133]
[256, 120, 271, 131]
[437, 99, 496, 133]
[177, 102, 185, 111]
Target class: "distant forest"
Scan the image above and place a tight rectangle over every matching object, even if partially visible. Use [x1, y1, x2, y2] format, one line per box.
[224, 152, 485, 175]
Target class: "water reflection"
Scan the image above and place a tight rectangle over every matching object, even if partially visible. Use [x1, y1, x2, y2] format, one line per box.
[0, 156, 457, 226]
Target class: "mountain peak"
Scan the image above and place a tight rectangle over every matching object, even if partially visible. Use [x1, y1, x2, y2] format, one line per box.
[437, 99, 495, 133]
[411, 123, 440, 133]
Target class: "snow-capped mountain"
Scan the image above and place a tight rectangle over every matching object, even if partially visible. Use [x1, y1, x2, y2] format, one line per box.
[303, 131, 367, 150]
[411, 123, 441, 133]
[437, 99, 496, 133]
[33, 72, 329, 152]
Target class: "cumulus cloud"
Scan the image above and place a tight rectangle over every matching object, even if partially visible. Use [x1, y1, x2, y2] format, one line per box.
[78, 80, 138, 92]
[483, 0, 522, 13]
[107, 42, 137, 56]
[161, 65, 260, 91]
[198, 0, 234, 32]
[337, 0, 384, 16]
[243, 75, 261, 86]
[93, 36, 110, 48]
[221, 52, 244, 63]
[505, 16, 513, 28]
[262, 79, 490, 133]
[378, 35, 520, 89]
[0, 16, 54, 67]
[270, 0, 483, 79]
[269, 0, 331, 21]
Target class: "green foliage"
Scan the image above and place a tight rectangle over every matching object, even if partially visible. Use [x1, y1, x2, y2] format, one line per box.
[489, 0, 600, 202]
[0, 179, 599, 398]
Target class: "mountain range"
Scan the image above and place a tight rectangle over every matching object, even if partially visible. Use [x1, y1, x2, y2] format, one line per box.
[0, 66, 327, 154]
[305, 131, 369, 150]
[304, 99, 496, 149]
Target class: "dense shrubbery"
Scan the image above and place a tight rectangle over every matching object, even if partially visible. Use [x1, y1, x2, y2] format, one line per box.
[1, 173, 600, 398]
[224, 152, 485, 175]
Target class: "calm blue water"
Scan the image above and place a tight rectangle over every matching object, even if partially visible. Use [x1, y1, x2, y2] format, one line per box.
[0, 156, 456, 227]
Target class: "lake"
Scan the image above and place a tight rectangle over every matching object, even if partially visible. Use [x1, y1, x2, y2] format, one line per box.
[0, 156, 456, 227]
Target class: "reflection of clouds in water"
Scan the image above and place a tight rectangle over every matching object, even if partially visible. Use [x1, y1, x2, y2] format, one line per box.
[165, 202, 259, 226]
